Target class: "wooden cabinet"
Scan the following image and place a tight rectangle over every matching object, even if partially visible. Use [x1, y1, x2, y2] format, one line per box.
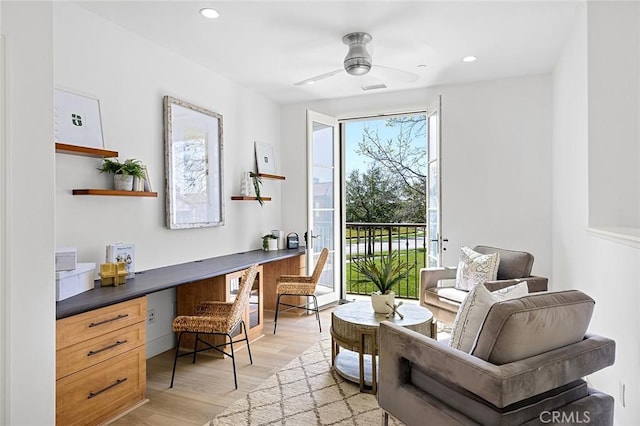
[56, 297, 147, 426]
[262, 254, 306, 312]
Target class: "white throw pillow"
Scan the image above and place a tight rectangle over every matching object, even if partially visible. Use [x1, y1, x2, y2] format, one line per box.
[455, 246, 500, 291]
[449, 282, 528, 352]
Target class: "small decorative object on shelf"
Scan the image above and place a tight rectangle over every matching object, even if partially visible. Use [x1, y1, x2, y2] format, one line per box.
[240, 171, 253, 196]
[106, 243, 135, 278]
[142, 165, 153, 192]
[99, 262, 128, 286]
[98, 158, 145, 191]
[262, 234, 278, 251]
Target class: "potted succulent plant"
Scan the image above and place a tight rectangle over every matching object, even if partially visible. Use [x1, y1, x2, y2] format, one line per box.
[352, 251, 414, 314]
[98, 158, 145, 191]
[262, 234, 278, 251]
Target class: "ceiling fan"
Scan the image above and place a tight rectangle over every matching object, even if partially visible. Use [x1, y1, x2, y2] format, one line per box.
[294, 32, 420, 86]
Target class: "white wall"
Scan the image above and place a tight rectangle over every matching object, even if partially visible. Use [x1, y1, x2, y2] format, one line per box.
[552, 3, 640, 425]
[281, 75, 552, 279]
[53, 3, 284, 356]
[1, 2, 56, 425]
[587, 2, 640, 229]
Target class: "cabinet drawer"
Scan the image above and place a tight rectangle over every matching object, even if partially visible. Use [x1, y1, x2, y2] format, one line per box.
[56, 346, 146, 426]
[57, 297, 147, 349]
[57, 321, 145, 380]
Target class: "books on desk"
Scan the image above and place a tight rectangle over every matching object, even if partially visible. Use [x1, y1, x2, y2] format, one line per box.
[106, 243, 135, 278]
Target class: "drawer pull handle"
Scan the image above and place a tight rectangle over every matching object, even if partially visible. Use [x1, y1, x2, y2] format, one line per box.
[88, 313, 129, 328]
[87, 378, 127, 399]
[87, 340, 128, 357]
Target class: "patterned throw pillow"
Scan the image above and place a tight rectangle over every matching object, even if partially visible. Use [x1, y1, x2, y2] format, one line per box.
[449, 282, 529, 352]
[455, 246, 500, 291]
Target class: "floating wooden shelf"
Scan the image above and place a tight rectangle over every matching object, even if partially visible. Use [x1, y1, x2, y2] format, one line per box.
[250, 172, 286, 180]
[231, 196, 272, 201]
[72, 189, 158, 197]
[55, 143, 118, 158]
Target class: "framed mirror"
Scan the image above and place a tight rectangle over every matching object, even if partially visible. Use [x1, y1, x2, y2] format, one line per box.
[164, 96, 224, 229]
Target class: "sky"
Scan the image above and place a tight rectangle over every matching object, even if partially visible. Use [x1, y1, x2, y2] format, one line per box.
[343, 115, 426, 176]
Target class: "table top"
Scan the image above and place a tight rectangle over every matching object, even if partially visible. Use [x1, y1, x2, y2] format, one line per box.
[56, 248, 305, 320]
[332, 300, 433, 330]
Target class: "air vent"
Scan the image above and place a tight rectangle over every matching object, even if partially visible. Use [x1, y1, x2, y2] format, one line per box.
[361, 84, 387, 91]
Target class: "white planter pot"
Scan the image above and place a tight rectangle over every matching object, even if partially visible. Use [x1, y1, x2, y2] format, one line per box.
[371, 291, 395, 314]
[267, 239, 278, 251]
[114, 174, 134, 191]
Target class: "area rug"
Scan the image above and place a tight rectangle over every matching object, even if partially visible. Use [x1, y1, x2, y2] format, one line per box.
[208, 337, 402, 425]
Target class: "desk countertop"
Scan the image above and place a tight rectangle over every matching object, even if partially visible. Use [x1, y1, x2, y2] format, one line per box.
[56, 248, 306, 319]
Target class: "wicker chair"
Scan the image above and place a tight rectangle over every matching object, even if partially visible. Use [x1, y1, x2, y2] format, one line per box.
[273, 247, 329, 334]
[170, 263, 258, 390]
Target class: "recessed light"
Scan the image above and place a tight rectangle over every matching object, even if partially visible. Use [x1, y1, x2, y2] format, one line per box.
[199, 8, 220, 19]
[462, 56, 477, 63]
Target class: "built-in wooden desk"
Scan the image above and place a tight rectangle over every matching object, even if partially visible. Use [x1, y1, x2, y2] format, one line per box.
[55, 248, 305, 426]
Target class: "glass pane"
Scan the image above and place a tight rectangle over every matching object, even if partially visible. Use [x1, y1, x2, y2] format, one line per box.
[312, 123, 334, 166]
[312, 166, 334, 207]
[428, 241, 439, 267]
[316, 252, 335, 292]
[249, 277, 259, 328]
[428, 113, 438, 161]
[313, 211, 334, 251]
[428, 161, 438, 209]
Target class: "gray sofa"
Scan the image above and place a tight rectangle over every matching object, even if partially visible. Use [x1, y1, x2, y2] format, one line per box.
[420, 245, 548, 336]
[378, 290, 616, 425]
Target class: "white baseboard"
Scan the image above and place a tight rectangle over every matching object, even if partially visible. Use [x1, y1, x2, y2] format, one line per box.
[146, 333, 176, 359]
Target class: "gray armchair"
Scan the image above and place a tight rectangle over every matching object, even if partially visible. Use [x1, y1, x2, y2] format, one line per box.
[378, 290, 615, 426]
[420, 245, 548, 336]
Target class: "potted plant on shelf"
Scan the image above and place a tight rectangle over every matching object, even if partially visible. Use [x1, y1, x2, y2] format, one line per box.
[98, 158, 145, 191]
[352, 251, 414, 314]
[262, 234, 278, 251]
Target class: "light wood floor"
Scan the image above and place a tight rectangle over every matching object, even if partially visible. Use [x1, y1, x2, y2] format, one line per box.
[109, 307, 336, 426]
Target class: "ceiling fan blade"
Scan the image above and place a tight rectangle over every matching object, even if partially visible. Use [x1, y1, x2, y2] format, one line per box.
[294, 69, 343, 86]
[370, 65, 419, 83]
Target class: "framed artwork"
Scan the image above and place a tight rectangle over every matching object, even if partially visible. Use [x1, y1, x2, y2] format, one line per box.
[164, 96, 224, 229]
[54, 88, 104, 148]
[255, 141, 275, 174]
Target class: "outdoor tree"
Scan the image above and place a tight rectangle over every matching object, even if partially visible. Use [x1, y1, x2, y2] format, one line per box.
[356, 116, 427, 223]
[346, 166, 400, 223]
[346, 166, 400, 254]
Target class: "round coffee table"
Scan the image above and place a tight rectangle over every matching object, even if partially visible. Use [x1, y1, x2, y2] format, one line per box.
[330, 300, 432, 394]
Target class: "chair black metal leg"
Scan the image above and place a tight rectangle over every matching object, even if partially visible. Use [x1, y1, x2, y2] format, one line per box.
[313, 295, 321, 332]
[382, 411, 389, 426]
[192, 332, 199, 364]
[243, 320, 253, 364]
[228, 333, 238, 389]
[170, 332, 184, 388]
[273, 294, 282, 334]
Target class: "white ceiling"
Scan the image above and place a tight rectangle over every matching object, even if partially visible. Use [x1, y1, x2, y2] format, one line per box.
[75, 1, 580, 105]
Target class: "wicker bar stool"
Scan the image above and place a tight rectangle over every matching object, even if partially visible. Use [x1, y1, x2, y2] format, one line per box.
[170, 263, 258, 390]
[273, 247, 329, 334]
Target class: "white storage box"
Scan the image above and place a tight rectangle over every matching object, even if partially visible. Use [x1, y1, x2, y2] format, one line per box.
[56, 262, 96, 301]
[55, 247, 77, 271]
